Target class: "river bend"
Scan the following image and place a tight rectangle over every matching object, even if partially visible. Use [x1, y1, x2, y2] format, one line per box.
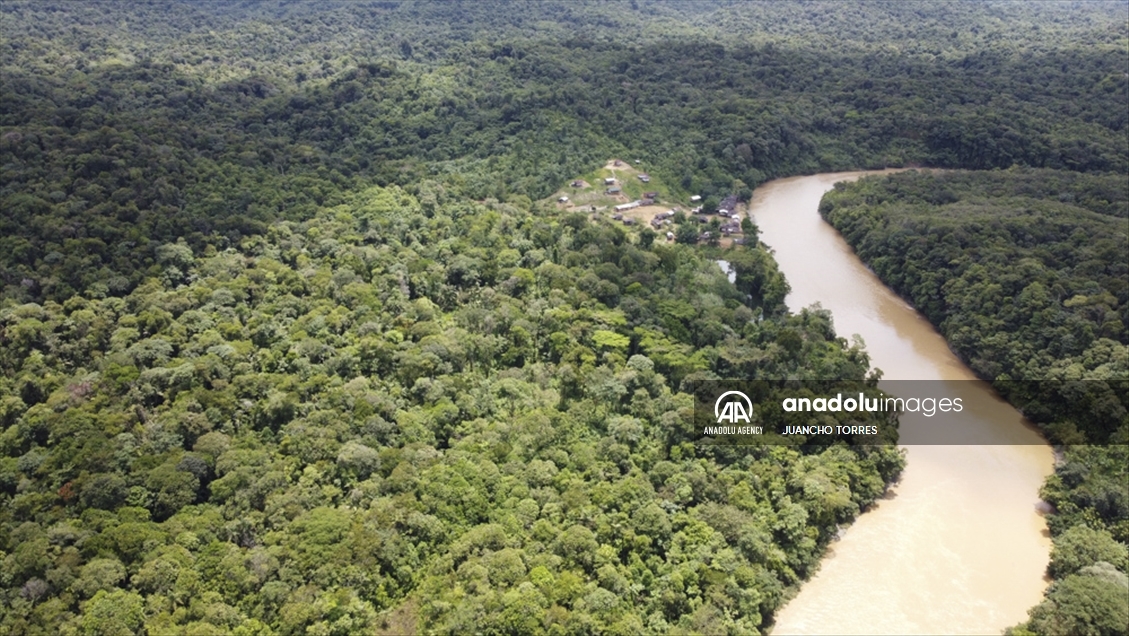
[754, 172, 1054, 635]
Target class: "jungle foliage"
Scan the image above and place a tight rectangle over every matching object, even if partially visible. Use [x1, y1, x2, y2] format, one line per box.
[1, 1, 1127, 634]
[820, 169, 1128, 444]
[0, 184, 904, 634]
[2, 1, 1127, 303]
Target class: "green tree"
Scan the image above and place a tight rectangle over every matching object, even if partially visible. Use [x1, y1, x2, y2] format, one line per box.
[675, 223, 700, 245]
[1049, 525, 1129, 579]
[80, 589, 146, 636]
[1025, 572, 1129, 636]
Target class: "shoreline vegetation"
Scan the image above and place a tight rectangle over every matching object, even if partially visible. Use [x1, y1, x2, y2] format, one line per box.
[1, 1, 1126, 634]
[819, 168, 1128, 635]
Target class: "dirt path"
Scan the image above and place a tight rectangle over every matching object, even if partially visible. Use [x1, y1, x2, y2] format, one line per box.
[620, 204, 674, 225]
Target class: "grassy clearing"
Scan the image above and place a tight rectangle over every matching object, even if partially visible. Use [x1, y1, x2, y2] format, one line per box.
[548, 158, 691, 212]
[547, 158, 750, 247]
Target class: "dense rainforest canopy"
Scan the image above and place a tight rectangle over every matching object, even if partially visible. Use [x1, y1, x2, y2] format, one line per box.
[820, 168, 1128, 444]
[2, 0, 1126, 303]
[1, 180, 905, 634]
[1, 1, 1127, 634]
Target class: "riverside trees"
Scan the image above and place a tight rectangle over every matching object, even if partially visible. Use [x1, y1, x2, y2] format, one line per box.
[0, 185, 904, 633]
[819, 169, 1128, 636]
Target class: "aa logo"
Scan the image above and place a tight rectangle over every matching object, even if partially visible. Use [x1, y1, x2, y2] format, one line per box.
[714, 390, 753, 424]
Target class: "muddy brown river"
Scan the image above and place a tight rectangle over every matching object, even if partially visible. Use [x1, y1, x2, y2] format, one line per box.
[752, 172, 1054, 635]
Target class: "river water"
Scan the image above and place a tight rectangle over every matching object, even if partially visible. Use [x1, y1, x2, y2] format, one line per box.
[750, 172, 1054, 635]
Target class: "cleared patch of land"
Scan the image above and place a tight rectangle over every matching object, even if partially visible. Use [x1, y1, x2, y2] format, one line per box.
[548, 158, 748, 245]
[549, 157, 682, 211]
[619, 204, 678, 226]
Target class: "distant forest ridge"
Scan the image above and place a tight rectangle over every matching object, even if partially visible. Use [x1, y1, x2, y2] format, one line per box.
[3, 1, 1126, 302]
[5, 1, 1128, 71]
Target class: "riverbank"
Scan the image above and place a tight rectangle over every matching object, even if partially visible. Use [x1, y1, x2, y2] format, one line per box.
[752, 172, 1054, 635]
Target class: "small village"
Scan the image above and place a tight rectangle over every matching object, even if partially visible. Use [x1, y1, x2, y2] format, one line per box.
[551, 159, 751, 246]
